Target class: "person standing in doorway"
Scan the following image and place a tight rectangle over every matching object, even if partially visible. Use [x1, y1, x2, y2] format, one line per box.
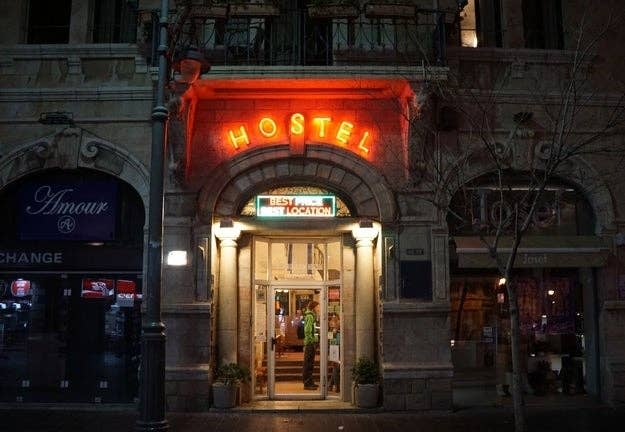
[302, 300, 319, 390]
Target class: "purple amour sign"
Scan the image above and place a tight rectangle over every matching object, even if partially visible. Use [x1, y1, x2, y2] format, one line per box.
[18, 181, 117, 240]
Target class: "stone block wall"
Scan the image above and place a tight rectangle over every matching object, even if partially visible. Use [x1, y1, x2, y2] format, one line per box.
[163, 305, 212, 411]
[381, 307, 452, 410]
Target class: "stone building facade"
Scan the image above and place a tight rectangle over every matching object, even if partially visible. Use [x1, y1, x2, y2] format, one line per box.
[0, 0, 624, 412]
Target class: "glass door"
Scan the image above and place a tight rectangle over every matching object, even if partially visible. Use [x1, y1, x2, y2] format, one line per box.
[252, 237, 342, 400]
[268, 285, 325, 399]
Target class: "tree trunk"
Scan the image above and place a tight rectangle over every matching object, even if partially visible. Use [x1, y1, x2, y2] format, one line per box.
[506, 276, 526, 432]
[454, 279, 469, 341]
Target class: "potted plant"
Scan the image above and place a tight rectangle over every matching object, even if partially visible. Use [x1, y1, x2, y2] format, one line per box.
[351, 357, 380, 408]
[212, 362, 251, 408]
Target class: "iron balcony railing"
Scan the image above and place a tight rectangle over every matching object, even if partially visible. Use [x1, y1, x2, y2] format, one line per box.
[165, 5, 447, 68]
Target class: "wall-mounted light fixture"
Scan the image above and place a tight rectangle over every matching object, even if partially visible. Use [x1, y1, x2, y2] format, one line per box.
[166, 250, 188, 266]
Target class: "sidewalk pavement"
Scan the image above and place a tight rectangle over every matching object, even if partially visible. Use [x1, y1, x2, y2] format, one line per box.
[1, 402, 624, 432]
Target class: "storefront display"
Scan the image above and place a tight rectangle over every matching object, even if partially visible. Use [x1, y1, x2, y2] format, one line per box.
[0, 169, 144, 404]
[81, 278, 115, 299]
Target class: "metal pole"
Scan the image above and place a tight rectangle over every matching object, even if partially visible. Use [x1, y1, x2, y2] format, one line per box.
[135, 0, 169, 430]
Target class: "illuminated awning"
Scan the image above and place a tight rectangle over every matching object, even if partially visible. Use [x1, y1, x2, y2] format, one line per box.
[453, 236, 610, 268]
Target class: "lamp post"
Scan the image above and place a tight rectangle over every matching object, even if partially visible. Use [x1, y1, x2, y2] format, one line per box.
[135, 2, 209, 430]
[135, 0, 170, 430]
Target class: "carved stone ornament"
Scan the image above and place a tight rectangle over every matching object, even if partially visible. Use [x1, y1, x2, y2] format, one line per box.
[534, 140, 552, 161]
[80, 140, 101, 161]
[33, 141, 55, 160]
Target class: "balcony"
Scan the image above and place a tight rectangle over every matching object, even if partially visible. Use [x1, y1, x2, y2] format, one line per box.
[165, 3, 448, 68]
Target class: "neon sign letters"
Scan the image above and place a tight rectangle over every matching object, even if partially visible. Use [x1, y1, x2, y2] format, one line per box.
[227, 113, 372, 154]
[256, 195, 336, 217]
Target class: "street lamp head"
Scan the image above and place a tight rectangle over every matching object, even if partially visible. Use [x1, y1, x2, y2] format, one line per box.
[173, 45, 210, 84]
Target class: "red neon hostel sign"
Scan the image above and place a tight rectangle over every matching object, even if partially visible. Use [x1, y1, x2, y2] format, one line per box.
[226, 113, 372, 155]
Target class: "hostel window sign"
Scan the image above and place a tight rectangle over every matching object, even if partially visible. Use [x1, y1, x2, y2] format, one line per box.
[256, 195, 336, 217]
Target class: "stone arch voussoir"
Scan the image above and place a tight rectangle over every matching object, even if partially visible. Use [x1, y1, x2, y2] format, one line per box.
[198, 146, 396, 223]
[439, 151, 615, 236]
[0, 128, 150, 211]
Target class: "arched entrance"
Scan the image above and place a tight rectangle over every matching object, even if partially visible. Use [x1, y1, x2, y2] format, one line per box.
[0, 130, 149, 404]
[200, 149, 394, 402]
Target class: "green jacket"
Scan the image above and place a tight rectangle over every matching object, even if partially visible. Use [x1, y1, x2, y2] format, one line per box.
[303, 308, 317, 346]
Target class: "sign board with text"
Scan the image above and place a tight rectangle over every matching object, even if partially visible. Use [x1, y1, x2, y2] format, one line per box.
[18, 181, 117, 240]
[256, 195, 336, 217]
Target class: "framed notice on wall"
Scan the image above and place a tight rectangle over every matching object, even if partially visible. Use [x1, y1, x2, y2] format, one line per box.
[256, 285, 266, 303]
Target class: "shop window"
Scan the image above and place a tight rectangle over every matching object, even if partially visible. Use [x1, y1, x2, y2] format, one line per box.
[0, 169, 143, 403]
[400, 260, 432, 300]
[447, 175, 595, 236]
[27, 0, 71, 44]
[522, 0, 563, 49]
[459, 0, 503, 48]
[449, 271, 586, 396]
[0, 274, 142, 403]
[93, 0, 138, 43]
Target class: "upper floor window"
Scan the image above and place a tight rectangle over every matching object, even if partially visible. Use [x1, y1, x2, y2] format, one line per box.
[93, 0, 138, 43]
[459, 0, 503, 48]
[447, 175, 594, 237]
[523, 0, 563, 49]
[27, 0, 71, 44]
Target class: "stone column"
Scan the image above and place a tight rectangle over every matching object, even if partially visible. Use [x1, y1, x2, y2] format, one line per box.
[215, 227, 241, 365]
[352, 225, 378, 360]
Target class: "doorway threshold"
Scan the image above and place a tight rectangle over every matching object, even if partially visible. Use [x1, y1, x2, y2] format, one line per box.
[233, 400, 359, 413]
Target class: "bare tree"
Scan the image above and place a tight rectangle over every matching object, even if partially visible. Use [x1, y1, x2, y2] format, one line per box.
[368, 7, 625, 431]
[415, 11, 625, 432]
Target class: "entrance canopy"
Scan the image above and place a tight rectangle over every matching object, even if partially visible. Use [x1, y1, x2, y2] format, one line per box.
[453, 236, 610, 268]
